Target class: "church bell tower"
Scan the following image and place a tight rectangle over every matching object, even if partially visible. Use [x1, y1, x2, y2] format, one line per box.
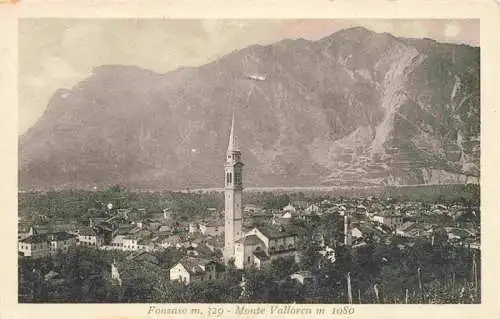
[223, 110, 244, 264]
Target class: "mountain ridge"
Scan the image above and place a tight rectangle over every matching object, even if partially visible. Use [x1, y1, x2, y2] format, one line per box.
[19, 27, 480, 191]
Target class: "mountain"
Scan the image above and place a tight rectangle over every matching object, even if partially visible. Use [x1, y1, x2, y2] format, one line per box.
[19, 27, 480, 191]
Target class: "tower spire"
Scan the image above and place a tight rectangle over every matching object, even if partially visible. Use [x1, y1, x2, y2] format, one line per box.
[227, 108, 239, 152]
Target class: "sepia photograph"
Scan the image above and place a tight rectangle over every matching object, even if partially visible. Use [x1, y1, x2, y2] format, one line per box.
[16, 18, 481, 305]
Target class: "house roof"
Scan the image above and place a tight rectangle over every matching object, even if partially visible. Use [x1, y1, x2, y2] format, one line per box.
[78, 227, 97, 236]
[158, 226, 170, 232]
[236, 234, 265, 246]
[31, 223, 76, 235]
[305, 204, 319, 214]
[49, 231, 77, 241]
[95, 222, 114, 232]
[19, 231, 76, 243]
[257, 226, 297, 239]
[19, 234, 50, 244]
[176, 257, 212, 275]
[112, 235, 126, 244]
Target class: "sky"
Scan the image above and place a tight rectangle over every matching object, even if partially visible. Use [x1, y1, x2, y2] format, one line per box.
[18, 19, 479, 135]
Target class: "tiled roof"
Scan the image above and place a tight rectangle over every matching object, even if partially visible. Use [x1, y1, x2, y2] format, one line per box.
[178, 257, 212, 275]
[19, 234, 50, 244]
[236, 235, 265, 246]
[19, 231, 76, 243]
[78, 227, 97, 236]
[257, 226, 297, 239]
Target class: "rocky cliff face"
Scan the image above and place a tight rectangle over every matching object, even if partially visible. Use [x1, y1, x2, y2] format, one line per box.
[19, 27, 480, 190]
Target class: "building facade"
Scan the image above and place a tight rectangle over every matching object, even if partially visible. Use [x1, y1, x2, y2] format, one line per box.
[18, 232, 77, 258]
[169, 257, 226, 284]
[234, 226, 297, 269]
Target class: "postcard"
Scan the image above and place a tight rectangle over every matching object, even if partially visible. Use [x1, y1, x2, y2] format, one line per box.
[0, 0, 499, 318]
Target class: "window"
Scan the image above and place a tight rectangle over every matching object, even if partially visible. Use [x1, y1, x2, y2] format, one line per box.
[247, 256, 251, 263]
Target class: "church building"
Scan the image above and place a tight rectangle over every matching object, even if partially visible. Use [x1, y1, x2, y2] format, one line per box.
[223, 111, 297, 269]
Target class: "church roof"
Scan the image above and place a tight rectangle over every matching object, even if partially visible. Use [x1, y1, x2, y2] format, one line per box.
[235, 234, 265, 246]
[244, 235, 265, 245]
[257, 225, 297, 239]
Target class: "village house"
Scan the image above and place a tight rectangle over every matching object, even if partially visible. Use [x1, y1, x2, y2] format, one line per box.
[137, 239, 155, 252]
[50, 232, 78, 253]
[169, 257, 226, 284]
[18, 234, 51, 258]
[372, 213, 404, 229]
[107, 235, 153, 251]
[282, 203, 297, 214]
[156, 234, 182, 249]
[304, 204, 320, 215]
[93, 218, 120, 245]
[18, 221, 32, 240]
[19, 231, 78, 258]
[279, 211, 294, 224]
[199, 220, 224, 237]
[77, 227, 104, 247]
[351, 223, 387, 242]
[299, 207, 318, 222]
[291, 200, 309, 210]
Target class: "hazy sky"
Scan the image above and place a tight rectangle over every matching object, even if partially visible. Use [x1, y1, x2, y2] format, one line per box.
[19, 19, 479, 135]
